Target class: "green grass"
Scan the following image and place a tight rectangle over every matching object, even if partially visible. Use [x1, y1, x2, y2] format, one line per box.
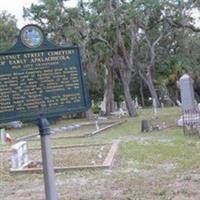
[121, 138, 200, 170]
[0, 107, 187, 149]
[0, 107, 198, 172]
[2, 106, 200, 199]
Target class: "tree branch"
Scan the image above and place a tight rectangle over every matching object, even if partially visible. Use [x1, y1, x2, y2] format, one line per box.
[94, 37, 114, 51]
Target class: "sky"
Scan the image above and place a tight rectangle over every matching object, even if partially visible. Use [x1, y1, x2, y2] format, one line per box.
[0, 1, 200, 29]
[0, 0, 78, 28]
[191, 8, 200, 27]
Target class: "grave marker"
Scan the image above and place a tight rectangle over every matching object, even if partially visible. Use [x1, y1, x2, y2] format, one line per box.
[95, 120, 100, 130]
[11, 141, 29, 169]
[179, 74, 200, 135]
[135, 97, 139, 109]
[179, 74, 195, 111]
[120, 101, 127, 111]
[0, 128, 6, 144]
[153, 98, 157, 116]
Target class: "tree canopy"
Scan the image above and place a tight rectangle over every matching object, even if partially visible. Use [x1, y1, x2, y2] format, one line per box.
[1, 0, 200, 116]
[0, 11, 18, 51]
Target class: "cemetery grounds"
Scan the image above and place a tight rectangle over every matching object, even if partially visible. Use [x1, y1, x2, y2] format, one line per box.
[1, 107, 200, 200]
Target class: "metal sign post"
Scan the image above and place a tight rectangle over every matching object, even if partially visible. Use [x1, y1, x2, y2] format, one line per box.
[38, 118, 58, 200]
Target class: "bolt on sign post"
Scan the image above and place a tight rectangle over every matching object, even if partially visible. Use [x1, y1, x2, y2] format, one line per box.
[0, 24, 91, 200]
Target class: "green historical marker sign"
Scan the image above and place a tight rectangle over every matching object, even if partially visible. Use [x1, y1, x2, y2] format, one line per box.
[0, 25, 91, 123]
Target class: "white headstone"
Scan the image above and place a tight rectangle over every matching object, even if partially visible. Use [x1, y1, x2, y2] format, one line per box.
[179, 74, 195, 110]
[11, 141, 29, 169]
[95, 120, 100, 130]
[0, 128, 6, 144]
[119, 108, 127, 116]
[176, 99, 182, 108]
[153, 98, 157, 116]
[135, 97, 139, 109]
[120, 101, 127, 111]
[198, 103, 200, 112]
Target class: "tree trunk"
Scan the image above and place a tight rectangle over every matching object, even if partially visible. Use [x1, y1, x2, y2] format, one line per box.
[140, 80, 145, 107]
[104, 66, 115, 114]
[148, 83, 160, 107]
[145, 75, 160, 107]
[140, 71, 160, 107]
[119, 70, 137, 117]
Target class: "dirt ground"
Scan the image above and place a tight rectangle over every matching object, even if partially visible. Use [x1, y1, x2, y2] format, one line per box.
[2, 136, 200, 200]
[27, 145, 111, 168]
[2, 158, 200, 200]
[2, 109, 200, 200]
